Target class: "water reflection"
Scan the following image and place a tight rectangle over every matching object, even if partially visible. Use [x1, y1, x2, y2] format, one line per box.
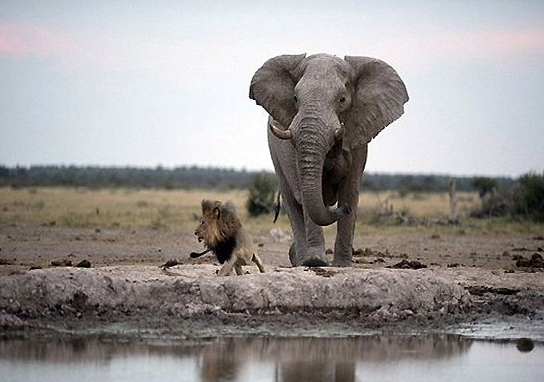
[194, 336, 471, 382]
[0, 335, 540, 382]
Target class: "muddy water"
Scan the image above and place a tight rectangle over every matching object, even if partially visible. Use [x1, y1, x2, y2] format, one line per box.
[0, 335, 541, 382]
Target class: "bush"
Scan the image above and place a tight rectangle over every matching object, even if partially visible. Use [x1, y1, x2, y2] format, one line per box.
[470, 172, 544, 222]
[472, 177, 498, 198]
[246, 172, 277, 217]
[512, 172, 544, 222]
[470, 189, 512, 218]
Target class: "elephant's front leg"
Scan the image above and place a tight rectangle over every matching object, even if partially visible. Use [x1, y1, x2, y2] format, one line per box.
[270, 152, 307, 266]
[301, 205, 327, 267]
[333, 149, 367, 267]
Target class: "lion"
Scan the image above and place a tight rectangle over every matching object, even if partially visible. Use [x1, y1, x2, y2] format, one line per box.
[193, 200, 265, 276]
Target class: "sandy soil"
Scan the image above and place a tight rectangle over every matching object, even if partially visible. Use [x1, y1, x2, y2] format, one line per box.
[1, 223, 543, 341]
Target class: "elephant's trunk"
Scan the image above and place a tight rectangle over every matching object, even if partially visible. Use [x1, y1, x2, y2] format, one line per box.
[297, 118, 350, 226]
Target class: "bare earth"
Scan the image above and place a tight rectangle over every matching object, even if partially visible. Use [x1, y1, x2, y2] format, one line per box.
[1, 223, 543, 341]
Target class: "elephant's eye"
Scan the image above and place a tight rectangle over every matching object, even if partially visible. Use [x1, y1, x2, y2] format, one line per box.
[293, 95, 298, 103]
[339, 96, 346, 104]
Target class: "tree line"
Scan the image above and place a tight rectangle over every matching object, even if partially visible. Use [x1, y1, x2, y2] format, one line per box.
[0, 165, 516, 192]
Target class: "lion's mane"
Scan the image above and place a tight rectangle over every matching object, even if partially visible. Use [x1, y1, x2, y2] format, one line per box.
[198, 200, 242, 264]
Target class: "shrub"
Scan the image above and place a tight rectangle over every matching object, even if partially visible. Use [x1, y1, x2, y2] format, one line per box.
[470, 172, 544, 222]
[246, 172, 277, 217]
[512, 172, 544, 222]
[470, 189, 512, 218]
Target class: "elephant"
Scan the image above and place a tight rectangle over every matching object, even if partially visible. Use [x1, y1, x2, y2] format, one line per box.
[249, 53, 408, 267]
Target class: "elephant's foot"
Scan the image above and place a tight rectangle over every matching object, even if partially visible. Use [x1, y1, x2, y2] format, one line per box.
[291, 245, 328, 267]
[332, 254, 352, 267]
[301, 256, 328, 267]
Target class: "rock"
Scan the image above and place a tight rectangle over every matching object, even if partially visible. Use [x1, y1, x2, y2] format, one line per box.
[515, 253, 544, 268]
[388, 259, 427, 270]
[0, 258, 13, 265]
[0, 265, 470, 328]
[466, 286, 520, 296]
[161, 259, 179, 269]
[76, 260, 91, 268]
[516, 337, 534, 352]
[51, 259, 72, 267]
[0, 313, 26, 328]
[308, 267, 336, 277]
[353, 248, 364, 256]
[515, 258, 530, 267]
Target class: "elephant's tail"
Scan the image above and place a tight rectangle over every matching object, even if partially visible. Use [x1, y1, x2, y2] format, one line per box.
[273, 190, 281, 223]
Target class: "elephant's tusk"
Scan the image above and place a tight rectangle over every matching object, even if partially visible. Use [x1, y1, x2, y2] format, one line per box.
[270, 122, 292, 140]
[334, 123, 345, 141]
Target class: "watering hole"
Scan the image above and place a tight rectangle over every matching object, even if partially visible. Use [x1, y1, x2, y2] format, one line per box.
[0, 335, 541, 382]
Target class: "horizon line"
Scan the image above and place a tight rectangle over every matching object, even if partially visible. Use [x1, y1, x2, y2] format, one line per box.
[1, 163, 533, 179]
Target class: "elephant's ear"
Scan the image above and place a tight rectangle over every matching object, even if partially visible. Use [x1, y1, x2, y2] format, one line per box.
[344, 56, 409, 148]
[249, 54, 306, 127]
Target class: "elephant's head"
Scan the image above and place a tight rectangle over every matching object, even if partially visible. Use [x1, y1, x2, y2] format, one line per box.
[249, 54, 408, 226]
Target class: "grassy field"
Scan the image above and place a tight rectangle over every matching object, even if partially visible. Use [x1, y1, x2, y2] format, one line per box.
[0, 187, 542, 235]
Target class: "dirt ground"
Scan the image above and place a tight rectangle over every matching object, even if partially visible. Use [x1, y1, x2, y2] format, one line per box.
[1, 223, 544, 341]
[1, 223, 543, 272]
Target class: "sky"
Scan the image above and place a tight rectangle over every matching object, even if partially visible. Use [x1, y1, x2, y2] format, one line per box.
[0, 0, 543, 177]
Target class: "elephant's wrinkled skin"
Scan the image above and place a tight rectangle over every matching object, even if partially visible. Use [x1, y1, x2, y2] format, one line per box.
[250, 54, 408, 267]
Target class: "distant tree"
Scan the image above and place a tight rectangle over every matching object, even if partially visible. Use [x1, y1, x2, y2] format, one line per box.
[472, 177, 498, 198]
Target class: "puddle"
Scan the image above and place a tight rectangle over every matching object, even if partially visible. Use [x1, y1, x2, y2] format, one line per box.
[0, 335, 541, 382]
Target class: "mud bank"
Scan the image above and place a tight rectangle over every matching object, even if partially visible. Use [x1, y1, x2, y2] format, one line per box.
[1, 265, 543, 340]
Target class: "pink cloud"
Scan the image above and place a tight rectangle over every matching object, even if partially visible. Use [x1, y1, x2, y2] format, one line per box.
[0, 23, 75, 57]
[366, 26, 544, 71]
[426, 28, 544, 56]
[0, 23, 117, 72]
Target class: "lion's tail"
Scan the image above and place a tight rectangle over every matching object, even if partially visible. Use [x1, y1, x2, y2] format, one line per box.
[190, 248, 211, 258]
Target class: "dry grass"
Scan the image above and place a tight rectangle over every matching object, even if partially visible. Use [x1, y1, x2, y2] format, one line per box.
[1, 187, 542, 235]
[358, 190, 478, 218]
[0, 187, 280, 232]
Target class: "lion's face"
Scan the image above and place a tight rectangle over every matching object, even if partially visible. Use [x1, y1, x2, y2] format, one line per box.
[194, 200, 222, 247]
[194, 219, 206, 243]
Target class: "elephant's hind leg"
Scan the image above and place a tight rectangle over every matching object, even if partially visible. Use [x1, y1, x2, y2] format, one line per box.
[333, 147, 367, 267]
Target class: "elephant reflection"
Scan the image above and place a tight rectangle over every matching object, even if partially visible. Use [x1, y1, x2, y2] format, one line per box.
[194, 335, 470, 382]
[197, 339, 240, 382]
[278, 361, 355, 382]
